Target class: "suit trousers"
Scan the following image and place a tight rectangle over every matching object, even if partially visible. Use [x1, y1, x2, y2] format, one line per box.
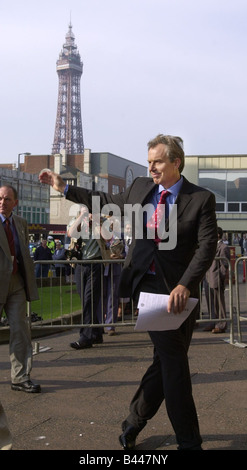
[126, 273, 202, 450]
[204, 278, 227, 331]
[103, 264, 121, 329]
[0, 272, 33, 384]
[75, 263, 103, 343]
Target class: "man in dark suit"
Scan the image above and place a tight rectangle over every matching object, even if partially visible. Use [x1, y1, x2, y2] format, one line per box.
[39, 134, 217, 450]
[0, 185, 41, 393]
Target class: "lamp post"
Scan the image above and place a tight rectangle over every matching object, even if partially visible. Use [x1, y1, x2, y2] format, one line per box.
[17, 152, 31, 215]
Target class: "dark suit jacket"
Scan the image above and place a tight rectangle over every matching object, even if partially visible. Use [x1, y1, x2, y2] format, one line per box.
[66, 176, 218, 298]
[0, 214, 39, 303]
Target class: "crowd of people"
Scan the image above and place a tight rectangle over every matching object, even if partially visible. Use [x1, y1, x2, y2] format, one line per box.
[66, 209, 131, 347]
[30, 215, 133, 343]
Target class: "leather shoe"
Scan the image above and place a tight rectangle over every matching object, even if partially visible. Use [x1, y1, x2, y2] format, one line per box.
[212, 328, 226, 334]
[119, 423, 139, 450]
[11, 380, 41, 393]
[70, 341, 92, 349]
[203, 326, 214, 331]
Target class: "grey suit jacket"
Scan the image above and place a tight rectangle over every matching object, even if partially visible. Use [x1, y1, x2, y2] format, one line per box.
[66, 176, 218, 298]
[206, 240, 230, 289]
[0, 214, 39, 303]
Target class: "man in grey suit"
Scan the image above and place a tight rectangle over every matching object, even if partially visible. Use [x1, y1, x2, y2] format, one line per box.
[204, 226, 230, 333]
[39, 134, 217, 450]
[0, 185, 41, 393]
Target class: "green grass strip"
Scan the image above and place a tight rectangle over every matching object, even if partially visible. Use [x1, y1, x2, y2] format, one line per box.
[31, 285, 82, 321]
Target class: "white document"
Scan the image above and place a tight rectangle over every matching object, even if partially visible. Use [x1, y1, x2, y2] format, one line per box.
[135, 292, 198, 331]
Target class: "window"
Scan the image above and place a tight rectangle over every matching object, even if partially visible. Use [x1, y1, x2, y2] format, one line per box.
[227, 172, 247, 202]
[199, 170, 247, 213]
[22, 184, 32, 200]
[32, 186, 41, 201]
[41, 187, 50, 203]
[41, 208, 47, 224]
[216, 203, 225, 212]
[112, 184, 120, 194]
[199, 172, 226, 202]
[227, 203, 239, 212]
[24, 207, 32, 223]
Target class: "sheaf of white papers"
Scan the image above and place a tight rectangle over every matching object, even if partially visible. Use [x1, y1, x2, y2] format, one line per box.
[135, 292, 198, 331]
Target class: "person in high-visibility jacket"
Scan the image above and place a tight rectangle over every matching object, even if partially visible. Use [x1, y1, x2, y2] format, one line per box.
[47, 235, 55, 254]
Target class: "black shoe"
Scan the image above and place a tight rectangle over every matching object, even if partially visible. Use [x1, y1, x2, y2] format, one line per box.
[119, 422, 139, 450]
[203, 326, 214, 331]
[92, 337, 103, 344]
[70, 341, 92, 349]
[11, 380, 41, 393]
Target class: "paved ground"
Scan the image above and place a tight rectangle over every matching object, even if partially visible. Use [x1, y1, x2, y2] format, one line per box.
[0, 319, 246, 455]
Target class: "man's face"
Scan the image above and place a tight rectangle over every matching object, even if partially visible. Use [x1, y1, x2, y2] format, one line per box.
[0, 186, 18, 218]
[148, 143, 181, 188]
[125, 224, 131, 237]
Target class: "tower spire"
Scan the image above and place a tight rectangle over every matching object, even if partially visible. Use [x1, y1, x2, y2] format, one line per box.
[52, 23, 84, 155]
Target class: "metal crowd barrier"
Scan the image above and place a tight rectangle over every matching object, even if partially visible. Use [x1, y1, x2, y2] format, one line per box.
[30, 258, 134, 330]
[28, 257, 240, 344]
[234, 256, 247, 347]
[2, 256, 246, 348]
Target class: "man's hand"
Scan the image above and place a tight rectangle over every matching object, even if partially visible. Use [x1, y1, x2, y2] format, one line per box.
[39, 169, 66, 193]
[167, 284, 190, 314]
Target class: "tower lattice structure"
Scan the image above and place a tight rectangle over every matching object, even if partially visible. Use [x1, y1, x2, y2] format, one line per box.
[52, 23, 84, 155]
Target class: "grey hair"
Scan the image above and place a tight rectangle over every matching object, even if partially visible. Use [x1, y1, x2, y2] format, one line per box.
[147, 134, 185, 173]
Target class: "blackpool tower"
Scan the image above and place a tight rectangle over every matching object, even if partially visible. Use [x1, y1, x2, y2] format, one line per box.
[52, 23, 84, 154]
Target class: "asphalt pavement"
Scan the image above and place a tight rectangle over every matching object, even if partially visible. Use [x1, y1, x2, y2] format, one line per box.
[0, 319, 246, 455]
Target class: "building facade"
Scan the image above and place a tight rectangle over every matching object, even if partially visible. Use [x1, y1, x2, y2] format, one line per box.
[183, 153, 247, 245]
[16, 149, 147, 226]
[1, 151, 246, 246]
[0, 167, 50, 224]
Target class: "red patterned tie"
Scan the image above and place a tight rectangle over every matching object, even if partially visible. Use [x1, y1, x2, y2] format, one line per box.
[147, 190, 170, 272]
[147, 190, 170, 243]
[4, 219, 18, 274]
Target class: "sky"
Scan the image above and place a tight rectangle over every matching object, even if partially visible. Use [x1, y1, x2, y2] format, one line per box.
[1, 0, 247, 169]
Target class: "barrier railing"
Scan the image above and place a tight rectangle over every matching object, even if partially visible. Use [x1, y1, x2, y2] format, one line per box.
[2, 257, 245, 348]
[234, 256, 247, 347]
[30, 259, 134, 329]
[29, 257, 235, 338]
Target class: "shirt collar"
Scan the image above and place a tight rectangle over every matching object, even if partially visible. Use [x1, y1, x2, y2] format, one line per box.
[0, 213, 13, 223]
[158, 176, 183, 197]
